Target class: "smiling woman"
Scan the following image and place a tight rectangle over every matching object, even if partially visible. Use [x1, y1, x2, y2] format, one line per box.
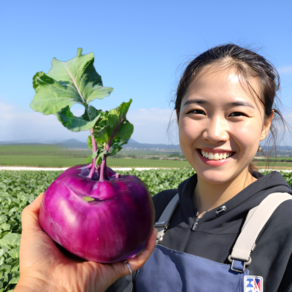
[178, 66, 275, 211]
[106, 44, 292, 292]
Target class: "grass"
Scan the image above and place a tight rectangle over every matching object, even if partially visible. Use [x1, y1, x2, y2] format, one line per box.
[0, 144, 190, 168]
[0, 144, 63, 152]
[1, 144, 292, 169]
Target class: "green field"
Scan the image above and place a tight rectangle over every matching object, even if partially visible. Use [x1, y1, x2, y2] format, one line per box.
[0, 145, 190, 168]
[1, 144, 292, 169]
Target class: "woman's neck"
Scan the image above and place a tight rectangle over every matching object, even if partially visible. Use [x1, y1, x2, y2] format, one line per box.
[193, 168, 257, 217]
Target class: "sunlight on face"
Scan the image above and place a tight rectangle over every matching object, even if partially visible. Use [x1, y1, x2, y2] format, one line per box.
[177, 66, 273, 185]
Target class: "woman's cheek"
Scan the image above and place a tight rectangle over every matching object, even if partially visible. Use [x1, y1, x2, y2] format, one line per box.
[231, 121, 261, 157]
[178, 119, 200, 161]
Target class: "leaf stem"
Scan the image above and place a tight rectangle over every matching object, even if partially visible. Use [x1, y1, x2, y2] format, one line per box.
[99, 154, 108, 182]
[88, 129, 97, 179]
[98, 117, 125, 182]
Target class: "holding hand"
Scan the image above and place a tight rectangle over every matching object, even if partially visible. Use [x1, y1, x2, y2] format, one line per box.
[15, 193, 157, 292]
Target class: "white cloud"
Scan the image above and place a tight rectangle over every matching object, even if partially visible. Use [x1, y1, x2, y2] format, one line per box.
[128, 108, 179, 144]
[277, 66, 292, 75]
[0, 100, 178, 144]
[0, 100, 88, 142]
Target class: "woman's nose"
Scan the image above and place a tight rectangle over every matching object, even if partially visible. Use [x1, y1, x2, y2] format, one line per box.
[202, 115, 229, 143]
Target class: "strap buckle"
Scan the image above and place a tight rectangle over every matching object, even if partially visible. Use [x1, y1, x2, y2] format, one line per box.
[228, 255, 252, 273]
[154, 221, 169, 244]
[154, 221, 169, 229]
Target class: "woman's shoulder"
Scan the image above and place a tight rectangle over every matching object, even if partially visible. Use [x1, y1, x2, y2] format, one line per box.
[260, 196, 292, 242]
[270, 196, 292, 225]
[152, 189, 178, 222]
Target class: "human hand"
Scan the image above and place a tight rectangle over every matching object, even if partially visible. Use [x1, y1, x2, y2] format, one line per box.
[14, 193, 157, 292]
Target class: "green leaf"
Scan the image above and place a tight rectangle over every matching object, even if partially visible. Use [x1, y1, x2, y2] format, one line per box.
[0, 216, 7, 225]
[56, 106, 101, 132]
[115, 120, 134, 143]
[93, 100, 133, 147]
[31, 72, 79, 115]
[92, 123, 110, 144]
[0, 224, 10, 231]
[0, 233, 20, 249]
[9, 276, 20, 284]
[8, 249, 19, 259]
[30, 48, 113, 115]
[87, 135, 93, 151]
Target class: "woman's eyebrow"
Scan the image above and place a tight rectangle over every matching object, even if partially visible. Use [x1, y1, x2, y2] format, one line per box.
[183, 98, 255, 109]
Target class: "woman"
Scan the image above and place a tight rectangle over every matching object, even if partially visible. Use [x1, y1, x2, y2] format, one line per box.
[15, 44, 292, 292]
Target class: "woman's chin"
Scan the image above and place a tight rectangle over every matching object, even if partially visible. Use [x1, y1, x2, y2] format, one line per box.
[196, 168, 236, 185]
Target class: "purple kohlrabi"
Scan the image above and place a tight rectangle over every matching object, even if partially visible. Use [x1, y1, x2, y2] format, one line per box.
[39, 165, 155, 263]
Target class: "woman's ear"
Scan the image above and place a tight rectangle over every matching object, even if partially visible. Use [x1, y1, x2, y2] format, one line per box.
[260, 110, 274, 140]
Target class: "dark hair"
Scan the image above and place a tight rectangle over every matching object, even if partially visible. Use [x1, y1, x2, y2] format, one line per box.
[174, 43, 290, 174]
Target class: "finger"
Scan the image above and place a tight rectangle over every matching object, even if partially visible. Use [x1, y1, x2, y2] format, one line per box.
[21, 193, 45, 232]
[27, 192, 45, 213]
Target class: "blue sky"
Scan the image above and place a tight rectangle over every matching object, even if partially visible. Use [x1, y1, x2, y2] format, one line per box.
[0, 0, 292, 145]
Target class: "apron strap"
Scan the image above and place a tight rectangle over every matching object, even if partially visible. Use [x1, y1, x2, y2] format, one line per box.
[229, 192, 292, 272]
[154, 193, 179, 243]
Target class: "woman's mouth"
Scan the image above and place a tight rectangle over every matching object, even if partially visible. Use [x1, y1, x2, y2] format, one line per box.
[196, 149, 236, 166]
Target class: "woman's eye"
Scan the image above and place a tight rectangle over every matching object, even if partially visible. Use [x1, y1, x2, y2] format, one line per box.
[229, 112, 246, 117]
[188, 109, 206, 115]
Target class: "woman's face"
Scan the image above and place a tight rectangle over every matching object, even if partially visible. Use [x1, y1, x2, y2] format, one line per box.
[177, 67, 274, 185]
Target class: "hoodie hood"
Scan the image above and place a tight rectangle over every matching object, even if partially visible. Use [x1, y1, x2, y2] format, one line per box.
[177, 170, 292, 222]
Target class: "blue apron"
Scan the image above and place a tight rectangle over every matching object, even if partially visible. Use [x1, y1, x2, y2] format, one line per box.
[134, 192, 292, 292]
[135, 244, 248, 292]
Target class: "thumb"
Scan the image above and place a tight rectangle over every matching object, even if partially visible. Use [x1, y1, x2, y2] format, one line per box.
[21, 192, 45, 232]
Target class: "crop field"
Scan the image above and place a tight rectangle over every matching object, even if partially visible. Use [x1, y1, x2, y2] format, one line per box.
[0, 168, 194, 290]
[0, 145, 189, 168]
[0, 168, 292, 290]
[1, 144, 292, 169]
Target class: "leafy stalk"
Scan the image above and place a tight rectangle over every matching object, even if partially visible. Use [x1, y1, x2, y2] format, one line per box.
[88, 129, 98, 179]
[92, 100, 134, 181]
[30, 48, 134, 181]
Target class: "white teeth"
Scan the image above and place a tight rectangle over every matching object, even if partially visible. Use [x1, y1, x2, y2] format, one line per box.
[201, 150, 232, 160]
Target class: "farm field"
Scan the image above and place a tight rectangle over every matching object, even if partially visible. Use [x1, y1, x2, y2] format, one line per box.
[0, 168, 195, 290]
[1, 144, 292, 169]
[0, 168, 292, 290]
[0, 145, 188, 168]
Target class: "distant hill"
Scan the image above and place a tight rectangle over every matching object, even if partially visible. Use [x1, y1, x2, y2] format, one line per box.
[56, 139, 88, 149]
